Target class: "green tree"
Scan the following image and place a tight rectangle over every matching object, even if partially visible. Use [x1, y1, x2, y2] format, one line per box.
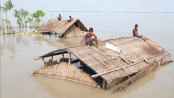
[33, 10, 45, 18]
[0, 25, 2, 30]
[27, 17, 32, 27]
[32, 10, 45, 26]
[2, 0, 15, 33]
[20, 9, 29, 27]
[14, 9, 22, 28]
[36, 18, 41, 23]
[17, 17, 23, 28]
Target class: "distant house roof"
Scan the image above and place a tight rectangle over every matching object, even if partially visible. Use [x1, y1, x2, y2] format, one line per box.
[35, 37, 170, 83]
[39, 18, 88, 34]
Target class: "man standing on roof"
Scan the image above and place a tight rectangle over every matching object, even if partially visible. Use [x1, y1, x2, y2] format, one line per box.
[133, 24, 149, 41]
[81, 28, 99, 48]
[67, 16, 73, 22]
[57, 14, 62, 21]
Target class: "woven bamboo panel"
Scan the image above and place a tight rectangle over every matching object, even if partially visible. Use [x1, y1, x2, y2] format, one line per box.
[34, 62, 97, 85]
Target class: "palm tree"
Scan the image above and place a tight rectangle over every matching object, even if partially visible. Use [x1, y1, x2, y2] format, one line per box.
[2, 0, 15, 33]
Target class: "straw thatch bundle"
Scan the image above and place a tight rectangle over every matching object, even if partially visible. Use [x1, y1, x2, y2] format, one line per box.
[38, 19, 87, 38]
[33, 62, 97, 85]
[65, 25, 85, 38]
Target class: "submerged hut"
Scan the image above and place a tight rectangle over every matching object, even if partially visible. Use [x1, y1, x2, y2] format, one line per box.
[34, 36, 171, 90]
[38, 19, 88, 38]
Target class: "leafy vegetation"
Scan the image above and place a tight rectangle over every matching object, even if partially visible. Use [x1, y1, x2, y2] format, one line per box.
[2, 0, 46, 33]
[27, 17, 32, 27]
[20, 9, 29, 27]
[14, 9, 30, 28]
[0, 25, 2, 30]
[32, 10, 45, 25]
[2, 0, 15, 33]
[14, 9, 22, 28]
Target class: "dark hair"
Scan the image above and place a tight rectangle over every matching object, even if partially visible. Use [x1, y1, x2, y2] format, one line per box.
[69, 16, 71, 18]
[135, 24, 138, 27]
[59, 14, 61, 16]
[89, 28, 93, 32]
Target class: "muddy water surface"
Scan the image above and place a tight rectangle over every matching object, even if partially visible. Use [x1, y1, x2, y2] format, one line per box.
[1, 33, 174, 98]
[1, 13, 174, 98]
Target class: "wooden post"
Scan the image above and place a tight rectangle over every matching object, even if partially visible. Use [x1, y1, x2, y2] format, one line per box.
[102, 80, 106, 89]
[62, 53, 64, 61]
[62, 53, 64, 58]
[49, 35, 51, 41]
[42, 58, 46, 68]
[51, 56, 53, 66]
[69, 53, 71, 64]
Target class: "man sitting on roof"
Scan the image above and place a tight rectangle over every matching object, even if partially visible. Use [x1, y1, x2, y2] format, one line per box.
[81, 28, 99, 48]
[67, 16, 73, 22]
[133, 24, 149, 41]
[57, 14, 62, 21]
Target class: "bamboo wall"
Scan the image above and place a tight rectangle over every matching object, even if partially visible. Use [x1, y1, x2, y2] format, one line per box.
[33, 62, 97, 86]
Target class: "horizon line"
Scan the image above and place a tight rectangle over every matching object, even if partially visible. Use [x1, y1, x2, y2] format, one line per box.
[49, 11, 174, 13]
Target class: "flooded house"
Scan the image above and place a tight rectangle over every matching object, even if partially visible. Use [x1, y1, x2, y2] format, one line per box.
[38, 19, 88, 38]
[33, 37, 172, 91]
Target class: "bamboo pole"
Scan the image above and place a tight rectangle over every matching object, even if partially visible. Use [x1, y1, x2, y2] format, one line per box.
[62, 53, 64, 58]
[76, 48, 108, 68]
[51, 56, 53, 66]
[110, 40, 130, 64]
[92, 54, 160, 78]
[113, 60, 158, 93]
[62, 53, 64, 61]
[91, 47, 118, 65]
[69, 53, 71, 64]
[102, 80, 106, 89]
[42, 58, 46, 68]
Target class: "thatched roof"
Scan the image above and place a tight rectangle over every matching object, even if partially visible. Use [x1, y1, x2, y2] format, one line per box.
[35, 37, 170, 83]
[39, 18, 88, 34]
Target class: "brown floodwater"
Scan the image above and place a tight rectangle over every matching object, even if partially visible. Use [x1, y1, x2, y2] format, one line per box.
[1, 32, 174, 98]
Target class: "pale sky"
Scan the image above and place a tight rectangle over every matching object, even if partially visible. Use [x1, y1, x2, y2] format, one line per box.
[1, 0, 174, 13]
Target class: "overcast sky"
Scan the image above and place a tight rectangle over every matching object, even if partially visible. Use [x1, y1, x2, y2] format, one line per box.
[1, 0, 174, 13]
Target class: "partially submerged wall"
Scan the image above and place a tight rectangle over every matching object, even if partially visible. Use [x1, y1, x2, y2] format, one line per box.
[64, 25, 85, 38]
[33, 62, 97, 86]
